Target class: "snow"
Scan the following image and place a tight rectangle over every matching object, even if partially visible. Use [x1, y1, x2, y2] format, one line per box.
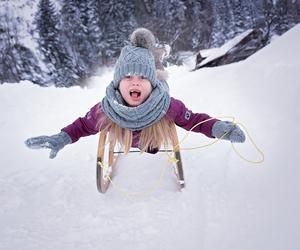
[1, 24, 300, 250]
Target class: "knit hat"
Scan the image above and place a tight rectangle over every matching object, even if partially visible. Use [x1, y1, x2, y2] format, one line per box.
[102, 28, 171, 131]
[113, 28, 158, 88]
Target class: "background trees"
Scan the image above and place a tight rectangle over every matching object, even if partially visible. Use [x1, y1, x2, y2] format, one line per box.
[1, 0, 299, 87]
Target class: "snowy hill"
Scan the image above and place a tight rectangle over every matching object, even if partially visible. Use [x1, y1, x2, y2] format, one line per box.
[1, 24, 300, 250]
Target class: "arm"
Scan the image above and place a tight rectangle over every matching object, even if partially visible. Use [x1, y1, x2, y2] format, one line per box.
[166, 97, 245, 143]
[61, 102, 103, 143]
[25, 102, 105, 159]
[166, 97, 219, 138]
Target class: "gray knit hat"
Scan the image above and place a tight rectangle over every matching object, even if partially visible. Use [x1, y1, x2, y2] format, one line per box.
[113, 28, 158, 88]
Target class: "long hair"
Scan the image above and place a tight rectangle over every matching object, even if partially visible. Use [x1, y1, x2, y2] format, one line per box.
[98, 114, 177, 153]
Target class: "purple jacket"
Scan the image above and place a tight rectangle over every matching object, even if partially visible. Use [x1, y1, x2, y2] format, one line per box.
[62, 97, 218, 148]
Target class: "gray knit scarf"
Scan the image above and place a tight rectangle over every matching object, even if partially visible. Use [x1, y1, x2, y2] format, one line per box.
[102, 80, 170, 131]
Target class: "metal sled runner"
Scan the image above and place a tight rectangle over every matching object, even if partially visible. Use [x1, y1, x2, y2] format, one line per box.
[96, 123, 185, 193]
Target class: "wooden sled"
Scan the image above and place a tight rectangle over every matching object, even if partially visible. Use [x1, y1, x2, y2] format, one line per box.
[96, 124, 185, 193]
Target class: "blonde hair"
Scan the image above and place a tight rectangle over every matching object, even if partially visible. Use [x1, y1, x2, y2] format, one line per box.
[98, 114, 177, 153]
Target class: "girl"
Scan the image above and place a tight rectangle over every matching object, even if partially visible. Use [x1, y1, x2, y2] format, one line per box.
[25, 28, 245, 158]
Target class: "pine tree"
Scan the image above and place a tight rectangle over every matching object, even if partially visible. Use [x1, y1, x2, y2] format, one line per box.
[60, 0, 89, 78]
[0, 5, 42, 84]
[273, 0, 299, 35]
[261, 0, 277, 41]
[0, 9, 20, 83]
[183, 0, 213, 50]
[99, 0, 137, 64]
[151, 0, 186, 50]
[35, 0, 76, 87]
[85, 0, 105, 67]
[210, 0, 234, 47]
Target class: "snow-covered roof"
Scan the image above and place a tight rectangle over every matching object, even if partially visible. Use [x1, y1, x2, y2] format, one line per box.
[198, 29, 253, 67]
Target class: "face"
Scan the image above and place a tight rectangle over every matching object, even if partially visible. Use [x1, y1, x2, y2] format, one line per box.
[119, 75, 152, 107]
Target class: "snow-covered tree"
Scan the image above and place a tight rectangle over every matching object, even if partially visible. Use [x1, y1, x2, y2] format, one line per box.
[0, 10, 20, 83]
[60, 0, 89, 78]
[273, 0, 299, 35]
[210, 0, 235, 47]
[35, 0, 76, 87]
[232, 0, 250, 32]
[0, 5, 42, 84]
[150, 0, 186, 50]
[99, 0, 137, 63]
[85, 0, 105, 67]
[182, 0, 212, 50]
[2, 0, 300, 86]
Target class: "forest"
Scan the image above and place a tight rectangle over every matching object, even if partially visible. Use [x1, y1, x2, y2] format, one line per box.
[0, 0, 299, 87]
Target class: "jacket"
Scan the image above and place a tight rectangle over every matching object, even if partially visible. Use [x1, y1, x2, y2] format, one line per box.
[62, 97, 218, 148]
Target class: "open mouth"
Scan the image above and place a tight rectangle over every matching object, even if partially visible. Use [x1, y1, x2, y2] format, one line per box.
[129, 90, 141, 98]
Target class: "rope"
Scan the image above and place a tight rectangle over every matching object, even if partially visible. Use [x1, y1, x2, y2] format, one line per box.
[169, 116, 264, 164]
[231, 122, 264, 164]
[98, 116, 264, 198]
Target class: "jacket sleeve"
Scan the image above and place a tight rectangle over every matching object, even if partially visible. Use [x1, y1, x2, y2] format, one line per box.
[166, 97, 219, 138]
[61, 102, 103, 143]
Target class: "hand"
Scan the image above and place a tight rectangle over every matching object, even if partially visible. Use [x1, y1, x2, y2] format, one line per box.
[25, 131, 72, 159]
[212, 121, 246, 143]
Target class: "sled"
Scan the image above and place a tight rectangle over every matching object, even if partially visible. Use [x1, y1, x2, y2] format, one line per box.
[96, 123, 185, 193]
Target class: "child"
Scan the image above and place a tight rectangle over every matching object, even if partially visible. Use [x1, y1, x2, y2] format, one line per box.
[25, 28, 245, 159]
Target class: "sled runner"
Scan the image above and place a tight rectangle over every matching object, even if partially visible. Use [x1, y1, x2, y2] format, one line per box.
[96, 123, 185, 193]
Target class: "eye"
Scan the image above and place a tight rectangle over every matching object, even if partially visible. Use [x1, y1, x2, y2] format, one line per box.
[141, 76, 146, 80]
[125, 75, 132, 79]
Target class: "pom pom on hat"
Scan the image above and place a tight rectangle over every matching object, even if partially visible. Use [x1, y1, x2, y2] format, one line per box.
[129, 28, 168, 81]
[113, 28, 158, 88]
[130, 28, 156, 49]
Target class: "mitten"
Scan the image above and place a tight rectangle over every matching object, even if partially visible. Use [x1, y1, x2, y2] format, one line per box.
[212, 121, 246, 143]
[25, 131, 72, 159]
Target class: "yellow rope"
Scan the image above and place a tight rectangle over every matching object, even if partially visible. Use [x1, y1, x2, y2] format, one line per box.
[98, 116, 265, 198]
[169, 116, 264, 164]
[231, 122, 264, 164]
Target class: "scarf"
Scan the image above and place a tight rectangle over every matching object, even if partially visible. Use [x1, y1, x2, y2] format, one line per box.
[102, 80, 170, 131]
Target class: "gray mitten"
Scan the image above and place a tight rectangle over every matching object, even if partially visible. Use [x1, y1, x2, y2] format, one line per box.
[25, 131, 72, 159]
[212, 121, 246, 143]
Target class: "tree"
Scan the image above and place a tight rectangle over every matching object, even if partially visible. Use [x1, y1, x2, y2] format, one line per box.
[273, 0, 299, 35]
[85, 0, 105, 67]
[151, 0, 186, 50]
[0, 9, 20, 83]
[60, 0, 89, 78]
[178, 0, 213, 50]
[99, 0, 137, 63]
[35, 0, 76, 87]
[210, 0, 235, 47]
[0, 5, 42, 84]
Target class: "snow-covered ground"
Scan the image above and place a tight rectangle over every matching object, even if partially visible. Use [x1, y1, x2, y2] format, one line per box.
[1, 24, 300, 250]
